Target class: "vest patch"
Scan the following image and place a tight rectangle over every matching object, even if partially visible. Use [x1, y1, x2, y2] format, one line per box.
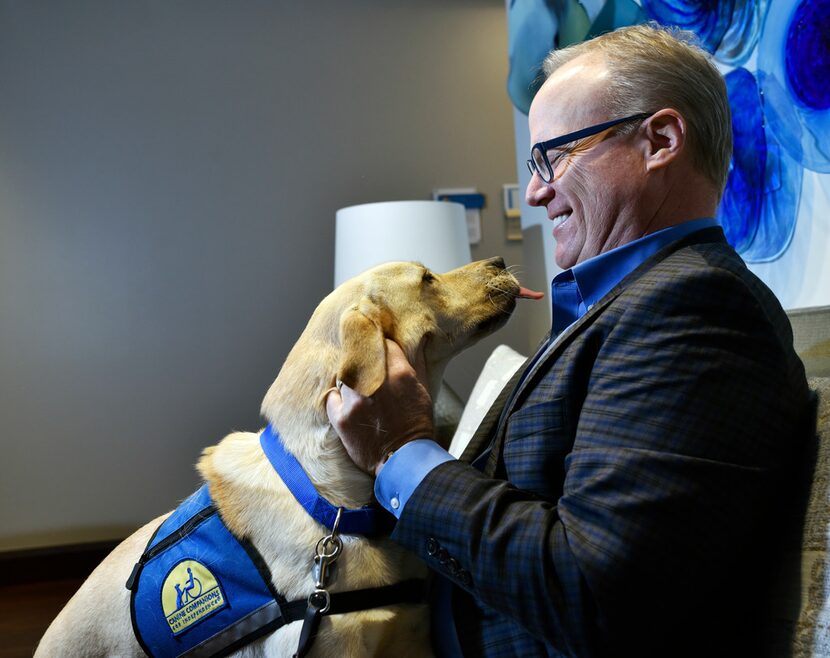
[162, 559, 227, 635]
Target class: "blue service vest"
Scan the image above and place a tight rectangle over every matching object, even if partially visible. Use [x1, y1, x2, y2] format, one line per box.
[126, 429, 422, 657]
[128, 485, 290, 658]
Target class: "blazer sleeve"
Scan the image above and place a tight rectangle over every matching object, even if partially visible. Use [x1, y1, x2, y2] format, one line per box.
[389, 261, 812, 654]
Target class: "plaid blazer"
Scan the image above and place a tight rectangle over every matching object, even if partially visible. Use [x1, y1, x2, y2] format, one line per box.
[391, 227, 813, 657]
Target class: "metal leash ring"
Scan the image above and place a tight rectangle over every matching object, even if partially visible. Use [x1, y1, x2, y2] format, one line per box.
[315, 506, 344, 557]
[315, 533, 342, 560]
[308, 588, 331, 614]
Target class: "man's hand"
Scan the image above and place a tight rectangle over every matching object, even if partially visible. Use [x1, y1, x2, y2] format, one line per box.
[326, 339, 435, 477]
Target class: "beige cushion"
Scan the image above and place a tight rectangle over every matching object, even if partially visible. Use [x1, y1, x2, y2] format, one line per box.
[789, 306, 830, 378]
[767, 377, 830, 656]
[448, 345, 527, 458]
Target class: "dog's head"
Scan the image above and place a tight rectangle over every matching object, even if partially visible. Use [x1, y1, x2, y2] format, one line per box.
[259, 257, 537, 500]
[334, 257, 521, 397]
[262, 257, 532, 426]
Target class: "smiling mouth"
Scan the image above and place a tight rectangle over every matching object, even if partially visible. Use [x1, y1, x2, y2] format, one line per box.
[550, 212, 572, 230]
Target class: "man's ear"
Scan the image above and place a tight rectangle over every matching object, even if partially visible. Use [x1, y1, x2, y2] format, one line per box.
[643, 109, 686, 172]
[337, 298, 387, 397]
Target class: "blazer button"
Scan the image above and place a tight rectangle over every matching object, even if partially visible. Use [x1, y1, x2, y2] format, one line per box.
[448, 558, 460, 576]
[458, 569, 472, 586]
[426, 538, 439, 556]
[437, 548, 450, 565]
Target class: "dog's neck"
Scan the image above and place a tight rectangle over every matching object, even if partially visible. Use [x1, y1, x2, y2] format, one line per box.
[260, 326, 450, 511]
[261, 381, 376, 510]
[265, 420, 375, 513]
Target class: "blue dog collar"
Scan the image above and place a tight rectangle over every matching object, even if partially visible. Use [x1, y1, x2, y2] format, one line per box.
[259, 424, 389, 537]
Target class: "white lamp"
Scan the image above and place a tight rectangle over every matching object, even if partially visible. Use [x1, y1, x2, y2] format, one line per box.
[333, 199, 472, 438]
[334, 200, 471, 287]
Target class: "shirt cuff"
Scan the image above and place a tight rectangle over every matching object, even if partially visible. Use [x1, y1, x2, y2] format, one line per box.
[374, 439, 454, 518]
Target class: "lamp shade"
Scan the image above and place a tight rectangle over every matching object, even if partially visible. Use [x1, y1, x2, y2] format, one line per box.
[334, 200, 472, 287]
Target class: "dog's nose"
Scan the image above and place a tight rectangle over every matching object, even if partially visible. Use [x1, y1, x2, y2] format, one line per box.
[484, 256, 506, 270]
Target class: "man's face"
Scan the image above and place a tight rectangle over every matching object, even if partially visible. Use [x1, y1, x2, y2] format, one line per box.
[526, 55, 649, 269]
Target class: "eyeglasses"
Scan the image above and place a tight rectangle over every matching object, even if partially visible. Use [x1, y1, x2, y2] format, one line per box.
[526, 112, 653, 183]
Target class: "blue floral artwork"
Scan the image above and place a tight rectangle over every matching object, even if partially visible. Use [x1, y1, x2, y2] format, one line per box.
[714, 0, 768, 66]
[506, 0, 559, 115]
[612, 0, 822, 263]
[507, 0, 646, 115]
[740, 97, 803, 263]
[758, 0, 830, 173]
[508, 0, 826, 264]
[717, 68, 802, 261]
[717, 68, 766, 253]
[640, 0, 736, 52]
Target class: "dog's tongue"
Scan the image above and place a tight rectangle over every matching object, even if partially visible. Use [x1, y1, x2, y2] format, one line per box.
[518, 286, 545, 300]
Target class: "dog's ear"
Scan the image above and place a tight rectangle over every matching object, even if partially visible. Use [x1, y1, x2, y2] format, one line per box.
[337, 299, 388, 397]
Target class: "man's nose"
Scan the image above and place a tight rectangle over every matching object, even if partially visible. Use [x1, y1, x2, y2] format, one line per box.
[525, 171, 553, 207]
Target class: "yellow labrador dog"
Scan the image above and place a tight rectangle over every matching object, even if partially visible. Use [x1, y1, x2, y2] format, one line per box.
[37, 257, 539, 657]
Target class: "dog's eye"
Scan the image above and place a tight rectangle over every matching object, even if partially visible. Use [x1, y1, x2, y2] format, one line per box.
[422, 271, 436, 284]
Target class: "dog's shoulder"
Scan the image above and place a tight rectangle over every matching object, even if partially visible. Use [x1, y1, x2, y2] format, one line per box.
[197, 431, 269, 488]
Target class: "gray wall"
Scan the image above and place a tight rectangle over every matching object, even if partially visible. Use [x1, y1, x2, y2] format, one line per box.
[0, 1, 532, 550]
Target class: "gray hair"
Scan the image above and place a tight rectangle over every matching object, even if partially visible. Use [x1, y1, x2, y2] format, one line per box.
[543, 23, 732, 196]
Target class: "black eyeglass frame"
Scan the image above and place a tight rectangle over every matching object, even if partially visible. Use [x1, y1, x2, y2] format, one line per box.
[526, 112, 653, 183]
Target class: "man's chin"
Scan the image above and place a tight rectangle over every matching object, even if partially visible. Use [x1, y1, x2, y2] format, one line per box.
[554, 249, 577, 270]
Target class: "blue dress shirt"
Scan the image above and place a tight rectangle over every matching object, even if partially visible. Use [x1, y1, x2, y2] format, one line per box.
[374, 217, 718, 657]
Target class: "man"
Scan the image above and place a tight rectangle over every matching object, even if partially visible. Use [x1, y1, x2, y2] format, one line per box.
[327, 24, 813, 657]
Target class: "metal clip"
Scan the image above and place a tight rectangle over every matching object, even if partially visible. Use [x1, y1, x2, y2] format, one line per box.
[310, 507, 344, 590]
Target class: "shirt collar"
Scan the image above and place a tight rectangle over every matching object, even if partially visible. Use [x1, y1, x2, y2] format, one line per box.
[553, 217, 718, 311]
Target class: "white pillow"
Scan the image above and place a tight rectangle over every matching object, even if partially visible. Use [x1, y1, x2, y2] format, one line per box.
[448, 345, 527, 458]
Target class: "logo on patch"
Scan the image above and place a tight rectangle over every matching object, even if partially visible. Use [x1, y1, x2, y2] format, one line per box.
[162, 559, 227, 635]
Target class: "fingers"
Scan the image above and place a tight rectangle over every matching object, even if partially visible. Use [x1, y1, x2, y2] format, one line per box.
[329, 339, 429, 430]
[384, 338, 407, 363]
[384, 339, 412, 380]
[325, 339, 434, 476]
[325, 385, 343, 426]
[325, 377, 381, 475]
[384, 338, 430, 387]
[326, 378, 366, 428]
[412, 335, 430, 385]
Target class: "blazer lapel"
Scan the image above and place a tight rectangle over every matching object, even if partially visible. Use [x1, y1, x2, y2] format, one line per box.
[482, 292, 618, 476]
[458, 332, 551, 464]
[458, 359, 529, 464]
[480, 225, 728, 476]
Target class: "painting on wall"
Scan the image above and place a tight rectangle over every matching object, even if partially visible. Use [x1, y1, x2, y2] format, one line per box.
[507, 0, 830, 309]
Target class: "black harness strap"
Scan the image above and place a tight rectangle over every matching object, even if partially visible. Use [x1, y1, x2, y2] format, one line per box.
[294, 599, 324, 658]
[289, 579, 426, 658]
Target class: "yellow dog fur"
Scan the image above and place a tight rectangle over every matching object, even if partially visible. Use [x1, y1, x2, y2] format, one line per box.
[37, 258, 522, 657]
